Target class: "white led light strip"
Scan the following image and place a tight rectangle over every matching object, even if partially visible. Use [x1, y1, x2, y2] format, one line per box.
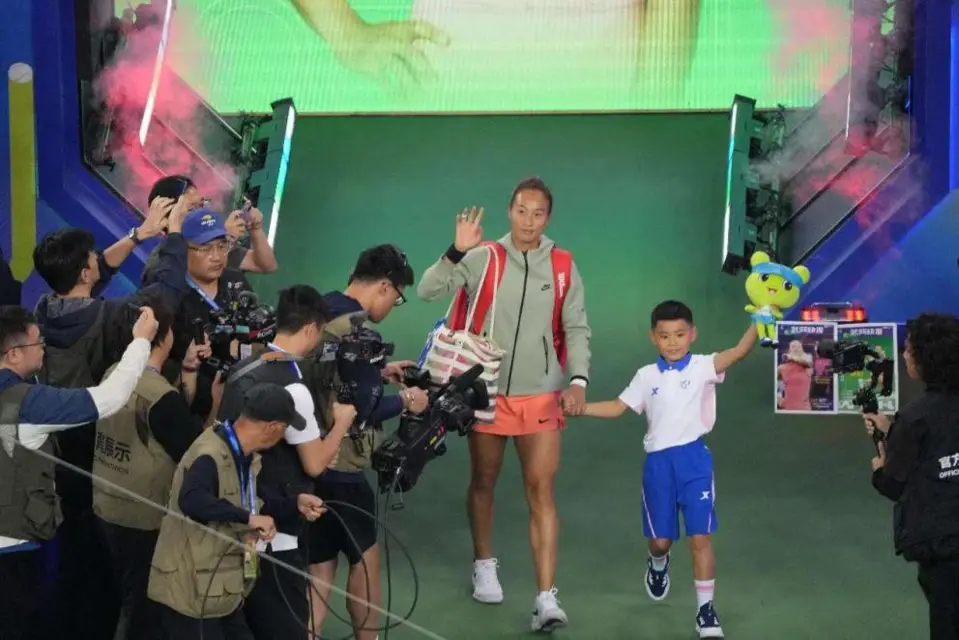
[138, 0, 175, 147]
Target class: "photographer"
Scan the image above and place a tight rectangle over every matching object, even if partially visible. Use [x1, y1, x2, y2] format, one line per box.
[168, 208, 252, 418]
[307, 245, 428, 640]
[217, 285, 354, 640]
[865, 313, 959, 640]
[93, 294, 223, 640]
[31, 196, 190, 638]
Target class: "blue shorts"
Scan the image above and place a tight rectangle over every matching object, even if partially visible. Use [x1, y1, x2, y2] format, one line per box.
[642, 438, 717, 540]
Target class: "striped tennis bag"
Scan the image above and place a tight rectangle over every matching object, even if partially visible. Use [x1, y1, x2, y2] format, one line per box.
[420, 243, 506, 423]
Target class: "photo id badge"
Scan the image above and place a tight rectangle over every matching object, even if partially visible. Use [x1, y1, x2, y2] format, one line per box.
[243, 539, 259, 580]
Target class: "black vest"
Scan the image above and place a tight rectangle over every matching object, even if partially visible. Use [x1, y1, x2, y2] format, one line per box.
[220, 352, 310, 535]
[0, 383, 62, 542]
[892, 392, 959, 562]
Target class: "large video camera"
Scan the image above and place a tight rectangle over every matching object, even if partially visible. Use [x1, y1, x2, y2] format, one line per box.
[326, 317, 395, 434]
[816, 338, 893, 446]
[193, 290, 276, 377]
[371, 364, 489, 495]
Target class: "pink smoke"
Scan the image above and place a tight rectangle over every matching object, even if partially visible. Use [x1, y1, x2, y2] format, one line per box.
[94, 2, 237, 211]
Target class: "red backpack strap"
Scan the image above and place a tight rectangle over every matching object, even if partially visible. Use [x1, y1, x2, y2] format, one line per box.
[551, 247, 573, 368]
[447, 242, 506, 334]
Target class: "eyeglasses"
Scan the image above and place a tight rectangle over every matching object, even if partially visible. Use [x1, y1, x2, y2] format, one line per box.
[189, 240, 232, 256]
[2, 339, 44, 355]
[391, 283, 407, 307]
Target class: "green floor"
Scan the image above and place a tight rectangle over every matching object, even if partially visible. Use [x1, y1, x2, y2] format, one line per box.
[315, 352, 926, 640]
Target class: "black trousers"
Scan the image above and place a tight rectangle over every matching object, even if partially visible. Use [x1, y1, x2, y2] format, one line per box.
[919, 559, 959, 640]
[98, 518, 163, 640]
[158, 603, 254, 640]
[244, 546, 311, 640]
[55, 450, 120, 639]
[0, 547, 56, 640]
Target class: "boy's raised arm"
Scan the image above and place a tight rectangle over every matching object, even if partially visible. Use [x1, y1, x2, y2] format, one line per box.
[714, 324, 758, 374]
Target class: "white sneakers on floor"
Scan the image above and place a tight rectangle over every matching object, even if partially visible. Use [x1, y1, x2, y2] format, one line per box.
[472, 558, 504, 603]
[471, 558, 569, 633]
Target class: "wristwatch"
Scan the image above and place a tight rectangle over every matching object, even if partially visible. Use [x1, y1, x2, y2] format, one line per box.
[127, 227, 141, 244]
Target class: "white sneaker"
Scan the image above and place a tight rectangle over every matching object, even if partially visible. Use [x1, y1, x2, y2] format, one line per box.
[472, 558, 504, 604]
[531, 587, 568, 633]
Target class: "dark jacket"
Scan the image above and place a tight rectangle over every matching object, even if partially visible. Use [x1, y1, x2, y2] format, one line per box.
[872, 390, 959, 563]
[35, 233, 189, 373]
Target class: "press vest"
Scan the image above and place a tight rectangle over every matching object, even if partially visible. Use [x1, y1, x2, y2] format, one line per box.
[220, 351, 309, 535]
[0, 383, 62, 542]
[92, 364, 178, 531]
[892, 392, 959, 562]
[303, 312, 379, 472]
[147, 428, 261, 619]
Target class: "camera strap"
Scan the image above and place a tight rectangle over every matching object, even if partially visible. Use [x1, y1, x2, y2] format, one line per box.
[226, 352, 304, 385]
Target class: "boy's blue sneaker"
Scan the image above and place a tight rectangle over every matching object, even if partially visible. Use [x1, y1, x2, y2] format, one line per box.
[696, 602, 725, 638]
[644, 554, 670, 601]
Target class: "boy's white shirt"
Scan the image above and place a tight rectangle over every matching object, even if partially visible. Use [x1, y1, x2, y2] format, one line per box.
[618, 353, 725, 453]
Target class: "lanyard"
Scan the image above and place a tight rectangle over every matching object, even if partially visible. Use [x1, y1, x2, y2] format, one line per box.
[186, 275, 221, 312]
[223, 422, 256, 515]
[267, 343, 302, 379]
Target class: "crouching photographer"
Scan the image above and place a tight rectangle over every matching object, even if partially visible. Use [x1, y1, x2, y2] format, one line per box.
[217, 285, 356, 640]
[305, 245, 429, 640]
[864, 313, 959, 640]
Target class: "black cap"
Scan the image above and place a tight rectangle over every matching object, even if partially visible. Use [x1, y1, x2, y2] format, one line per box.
[241, 382, 306, 431]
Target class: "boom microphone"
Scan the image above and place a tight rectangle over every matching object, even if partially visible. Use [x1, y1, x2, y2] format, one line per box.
[445, 364, 484, 395]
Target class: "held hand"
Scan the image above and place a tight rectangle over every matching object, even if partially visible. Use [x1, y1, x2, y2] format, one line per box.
[382, 360, 416, 384]
[248, 514, 276, 542]
[140, 196, 174, 240]
[182, 338, 212, 372]
[224, 210, 247, 240]
[560, 385, 586, 416]
[246, 207, 264, 231]
[863, 412, 891, 435]
[871, 441, 886, 471]
[132, 307, 158, 342]
[403, 387, 429, 414]
[166, 196, 189, 234]
[332, 402, 358, 429]
[297, 494, 326, 522]
[454, 207, 484, 252]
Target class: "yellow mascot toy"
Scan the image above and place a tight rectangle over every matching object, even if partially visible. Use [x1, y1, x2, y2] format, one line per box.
[744, 251, 811, 347]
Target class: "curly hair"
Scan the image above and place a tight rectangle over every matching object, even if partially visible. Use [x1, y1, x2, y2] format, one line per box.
[906, 313, 959, 391]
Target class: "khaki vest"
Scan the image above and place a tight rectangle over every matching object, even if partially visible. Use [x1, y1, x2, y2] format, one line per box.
[0, 384, 62, 542]
[309, 313, 379, 472]
[147, 428, 262, 619]
[92, 365, 179, 531]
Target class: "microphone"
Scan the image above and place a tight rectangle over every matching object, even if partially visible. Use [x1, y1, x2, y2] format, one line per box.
[448, 364, 485, 394]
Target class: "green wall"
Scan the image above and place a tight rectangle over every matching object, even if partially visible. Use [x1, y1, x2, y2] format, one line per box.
[262, 113, 748, 397]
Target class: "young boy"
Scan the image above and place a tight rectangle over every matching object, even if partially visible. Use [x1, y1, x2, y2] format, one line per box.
[576, 300, 756, 639]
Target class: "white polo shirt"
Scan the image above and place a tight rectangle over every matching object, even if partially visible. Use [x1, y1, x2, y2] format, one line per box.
[618, 353, 725, 453]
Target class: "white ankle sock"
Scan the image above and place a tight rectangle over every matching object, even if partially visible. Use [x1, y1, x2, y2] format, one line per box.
[649, 552, 668, 571]
[695, 579, 715, 608]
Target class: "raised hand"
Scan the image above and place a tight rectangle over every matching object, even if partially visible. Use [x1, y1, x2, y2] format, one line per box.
[132, 307, 158, 342]
[454, 206, 484, 252]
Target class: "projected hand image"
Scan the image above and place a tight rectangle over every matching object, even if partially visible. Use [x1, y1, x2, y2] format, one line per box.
[169, 0, 845, 114]
[292, 0, 450, 100]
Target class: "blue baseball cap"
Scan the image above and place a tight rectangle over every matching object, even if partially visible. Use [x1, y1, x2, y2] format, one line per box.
[182, 208, 227, 245]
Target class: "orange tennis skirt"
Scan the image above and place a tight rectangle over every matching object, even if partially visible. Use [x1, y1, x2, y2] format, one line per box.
[474, 392, 566, 437]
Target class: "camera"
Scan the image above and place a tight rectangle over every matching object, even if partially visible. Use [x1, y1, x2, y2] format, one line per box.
[326, 319, 395, 434]
[371, 364, 489, 495]
[193, 290, 276, 377]
[816, 338, 892, 446]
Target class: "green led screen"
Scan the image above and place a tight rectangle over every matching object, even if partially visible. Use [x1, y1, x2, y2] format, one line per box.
[165, 0, 850, 114]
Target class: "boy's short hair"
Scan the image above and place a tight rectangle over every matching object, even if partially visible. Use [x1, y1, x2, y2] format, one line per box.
[276, 285, 331, 334]
[148, 175, 194, 205]
[349, 244, 415, 289]
[33, 229, 98, 295]
[650, 300, 694, 328]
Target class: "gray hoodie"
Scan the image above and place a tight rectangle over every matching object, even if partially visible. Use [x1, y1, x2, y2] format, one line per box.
[417, 234, 591, 397]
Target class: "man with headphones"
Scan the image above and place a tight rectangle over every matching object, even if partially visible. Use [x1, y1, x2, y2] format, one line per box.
[306, 244, 429, 640]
